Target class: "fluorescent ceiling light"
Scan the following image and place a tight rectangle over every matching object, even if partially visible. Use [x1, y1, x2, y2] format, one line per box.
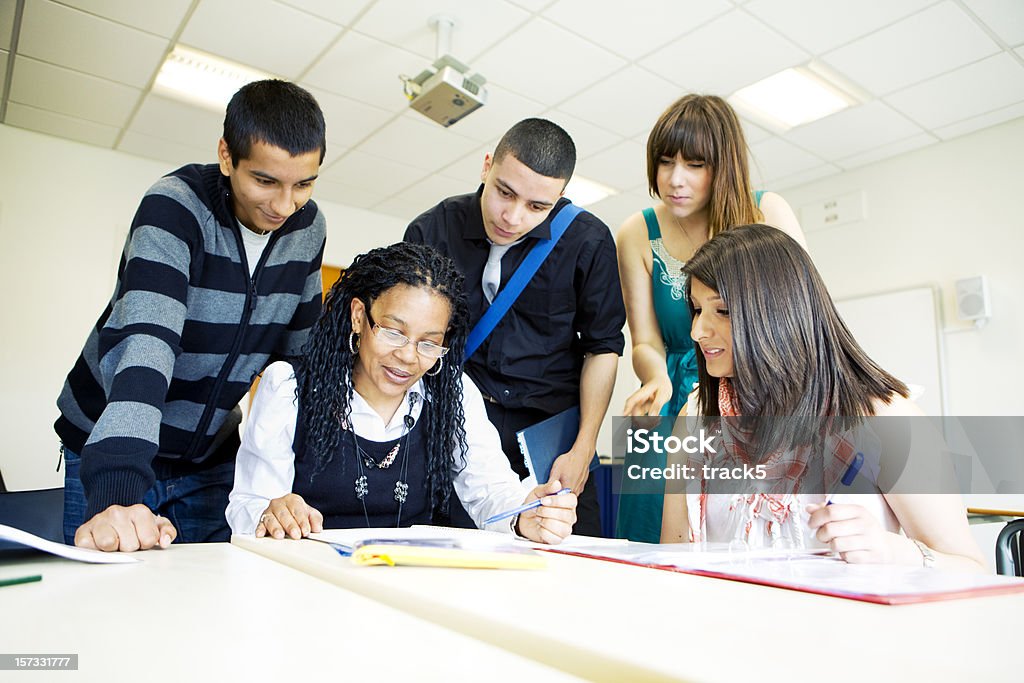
[154, 46, 273, 111]
[565, 175, 616, 207]
[729, 67, 856, 130]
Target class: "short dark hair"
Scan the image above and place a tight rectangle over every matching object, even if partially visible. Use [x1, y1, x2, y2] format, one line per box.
[493, 118, 576, 183]
[684, 224, 908, 421]
[223, 79, 326, 166]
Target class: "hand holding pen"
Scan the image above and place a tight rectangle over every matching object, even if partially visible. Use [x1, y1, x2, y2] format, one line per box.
[485, 480, 577, 545]
[806, 452, 900, 564]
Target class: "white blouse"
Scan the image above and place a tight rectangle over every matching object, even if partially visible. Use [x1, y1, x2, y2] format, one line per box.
[226, 361, 531, 535]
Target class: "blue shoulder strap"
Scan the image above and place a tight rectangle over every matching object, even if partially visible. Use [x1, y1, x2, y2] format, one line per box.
[464, 203, 584, 362]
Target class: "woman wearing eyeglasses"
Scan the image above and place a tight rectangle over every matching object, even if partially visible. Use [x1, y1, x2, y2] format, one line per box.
[226, 242, 577, 543]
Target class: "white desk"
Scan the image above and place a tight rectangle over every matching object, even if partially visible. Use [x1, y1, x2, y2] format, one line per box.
[233, 535, 1021, 683]
[0, 544, 584, 682]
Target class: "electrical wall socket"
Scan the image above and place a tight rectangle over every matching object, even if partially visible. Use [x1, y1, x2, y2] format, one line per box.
[799, 190, 866, 232]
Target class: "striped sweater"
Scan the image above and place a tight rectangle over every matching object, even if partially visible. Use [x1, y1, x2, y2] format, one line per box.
[55, 163, 326, 517]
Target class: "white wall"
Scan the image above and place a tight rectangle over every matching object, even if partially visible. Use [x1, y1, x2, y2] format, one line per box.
[4, 116, 1023, 493]
[0, 123, 406, 490]
[783, 117, 1024, 417]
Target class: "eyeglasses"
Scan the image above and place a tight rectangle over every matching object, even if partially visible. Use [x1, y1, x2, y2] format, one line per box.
[364, 310, 450, 359]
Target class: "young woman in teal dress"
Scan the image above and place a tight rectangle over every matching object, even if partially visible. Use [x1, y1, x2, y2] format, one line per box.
[615, 94, 807, 542]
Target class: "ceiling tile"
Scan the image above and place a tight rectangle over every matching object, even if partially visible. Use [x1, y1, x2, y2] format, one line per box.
[933, 101, 1024, 141]
[542, 0, 731, 60]
[744, 0, 933, 54]
[749, 136, 825, 183]
[5, 101, 119, 147]
[372, 195, 433, 222]
[506, 0, 555, 12]
[355, 112, 481, 169]
[313, 178, 395, 210]
[783, 101, 923, 160]
[885, 53, 1024, 130]
[821, 2, 1001, 95]
[438, 144, 491, 183]
[639, 10, 807, 94]
[59, 0, 192, 37]
[181, 0, 341, 78]
[583, 191, 652, 234]
[770, 163, 841, 191]
[117, 130, 213, 169]
[0, 0, 15, 50]
[277, 0, 373, 26]
[304, 31, 421, 112]
[543, 109, 624, 159]
[9, 56, 140, 126]
[302, 85, 394, 149]
[441, 84, 545, 143]
[740, 119, 773, 144]
[556, 66, 680, 138]
[834, 132, 937, 170]
[964, 0, 1024, 46]
[127, 93, 223, 150]
[472, 17, 626, 106]
[320, 149, 431, 192]
[388, 174, 470, 215]
[352, 0, 530, 62]
[576, 139, 646, 191]
[19, 0, 168, 88]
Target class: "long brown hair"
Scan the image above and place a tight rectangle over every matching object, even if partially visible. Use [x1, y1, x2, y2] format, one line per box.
[647, 94, 762, 237]
[683, 225, 908, 419]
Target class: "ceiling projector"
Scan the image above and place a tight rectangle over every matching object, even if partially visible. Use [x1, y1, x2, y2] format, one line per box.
[404, 54, 488, 128]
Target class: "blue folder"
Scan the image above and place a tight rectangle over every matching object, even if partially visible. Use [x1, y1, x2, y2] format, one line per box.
[516, 406, 600, 484]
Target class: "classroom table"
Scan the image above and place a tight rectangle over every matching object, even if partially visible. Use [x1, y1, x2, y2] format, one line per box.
[233, 534, 1021, 683]
[0, 543, 585, 682]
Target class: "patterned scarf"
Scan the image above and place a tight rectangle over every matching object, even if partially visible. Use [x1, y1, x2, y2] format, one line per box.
[690, 378, 860, 547]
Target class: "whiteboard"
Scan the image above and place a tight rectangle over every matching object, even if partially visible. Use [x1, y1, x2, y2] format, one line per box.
[834, 286, 945, 416]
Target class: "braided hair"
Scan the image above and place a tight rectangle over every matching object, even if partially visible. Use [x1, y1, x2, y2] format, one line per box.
[296, 242, 470, 514]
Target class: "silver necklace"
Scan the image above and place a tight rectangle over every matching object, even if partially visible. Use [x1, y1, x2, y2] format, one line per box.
[670, 210, 705, 258]
[352, 393, 417, 527]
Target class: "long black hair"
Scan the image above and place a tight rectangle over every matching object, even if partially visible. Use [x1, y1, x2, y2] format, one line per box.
[684, 224, 908, 420]
[296, 242, 470, 514]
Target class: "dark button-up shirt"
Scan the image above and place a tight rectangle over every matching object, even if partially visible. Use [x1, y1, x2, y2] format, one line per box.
[405, 187, 626, 414]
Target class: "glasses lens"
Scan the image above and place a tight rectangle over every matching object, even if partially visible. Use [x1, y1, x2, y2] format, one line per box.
[378, 327, 409, 347]
[417, 342, 449, 358]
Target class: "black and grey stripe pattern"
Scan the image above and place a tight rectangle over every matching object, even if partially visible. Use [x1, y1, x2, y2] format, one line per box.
[55, 163, 325, 517]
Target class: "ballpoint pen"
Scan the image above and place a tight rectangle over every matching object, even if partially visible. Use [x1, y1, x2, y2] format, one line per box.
[484, 487, 572, 525]
[826, 451, 865, 505]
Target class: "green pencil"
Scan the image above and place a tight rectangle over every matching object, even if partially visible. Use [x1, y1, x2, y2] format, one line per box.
[0, 574, 42, 588]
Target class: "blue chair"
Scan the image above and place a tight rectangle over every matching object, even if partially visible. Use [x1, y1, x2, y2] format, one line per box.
[995, 518, 1024, 576]
[0, 487, 65, 548]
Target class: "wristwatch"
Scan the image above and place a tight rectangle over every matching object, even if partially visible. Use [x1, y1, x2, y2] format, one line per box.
[912, 539, 936, 568]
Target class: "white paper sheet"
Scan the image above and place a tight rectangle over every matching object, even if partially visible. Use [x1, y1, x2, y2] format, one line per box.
[0, 524, 140, 564]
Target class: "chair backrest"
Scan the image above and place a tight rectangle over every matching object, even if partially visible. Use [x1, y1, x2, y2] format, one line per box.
[995, 518, 1024, 576]
[0, 488, 65, 548]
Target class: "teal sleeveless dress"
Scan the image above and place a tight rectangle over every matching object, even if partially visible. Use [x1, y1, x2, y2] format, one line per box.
[615, 197, 763, 542]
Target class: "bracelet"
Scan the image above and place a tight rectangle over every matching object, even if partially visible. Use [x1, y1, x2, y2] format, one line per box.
[912, 539, 936, 569]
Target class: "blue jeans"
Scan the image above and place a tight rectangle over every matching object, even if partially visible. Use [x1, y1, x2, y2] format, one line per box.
[62, 446, 233, 546]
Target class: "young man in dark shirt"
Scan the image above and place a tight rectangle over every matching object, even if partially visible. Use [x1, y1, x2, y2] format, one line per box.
[56, 80, 328, 552]
[405, 118, 626, 535]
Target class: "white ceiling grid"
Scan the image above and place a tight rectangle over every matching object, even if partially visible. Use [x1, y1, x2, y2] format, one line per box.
[0, 0, 1021, 229]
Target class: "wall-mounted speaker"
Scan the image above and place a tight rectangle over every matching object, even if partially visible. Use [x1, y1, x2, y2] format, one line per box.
[955, 275, 991, 321]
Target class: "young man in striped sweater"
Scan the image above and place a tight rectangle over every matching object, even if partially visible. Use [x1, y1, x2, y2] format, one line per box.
[55, 80, 328, 552]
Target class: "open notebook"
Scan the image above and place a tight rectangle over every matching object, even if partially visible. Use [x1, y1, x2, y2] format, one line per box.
[308, 527, 546, 569]
[545, 541, 1024, 605]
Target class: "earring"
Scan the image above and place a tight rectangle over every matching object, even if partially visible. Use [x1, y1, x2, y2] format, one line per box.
[348, 331, 360, 354]
[426, 358, 443, 376]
